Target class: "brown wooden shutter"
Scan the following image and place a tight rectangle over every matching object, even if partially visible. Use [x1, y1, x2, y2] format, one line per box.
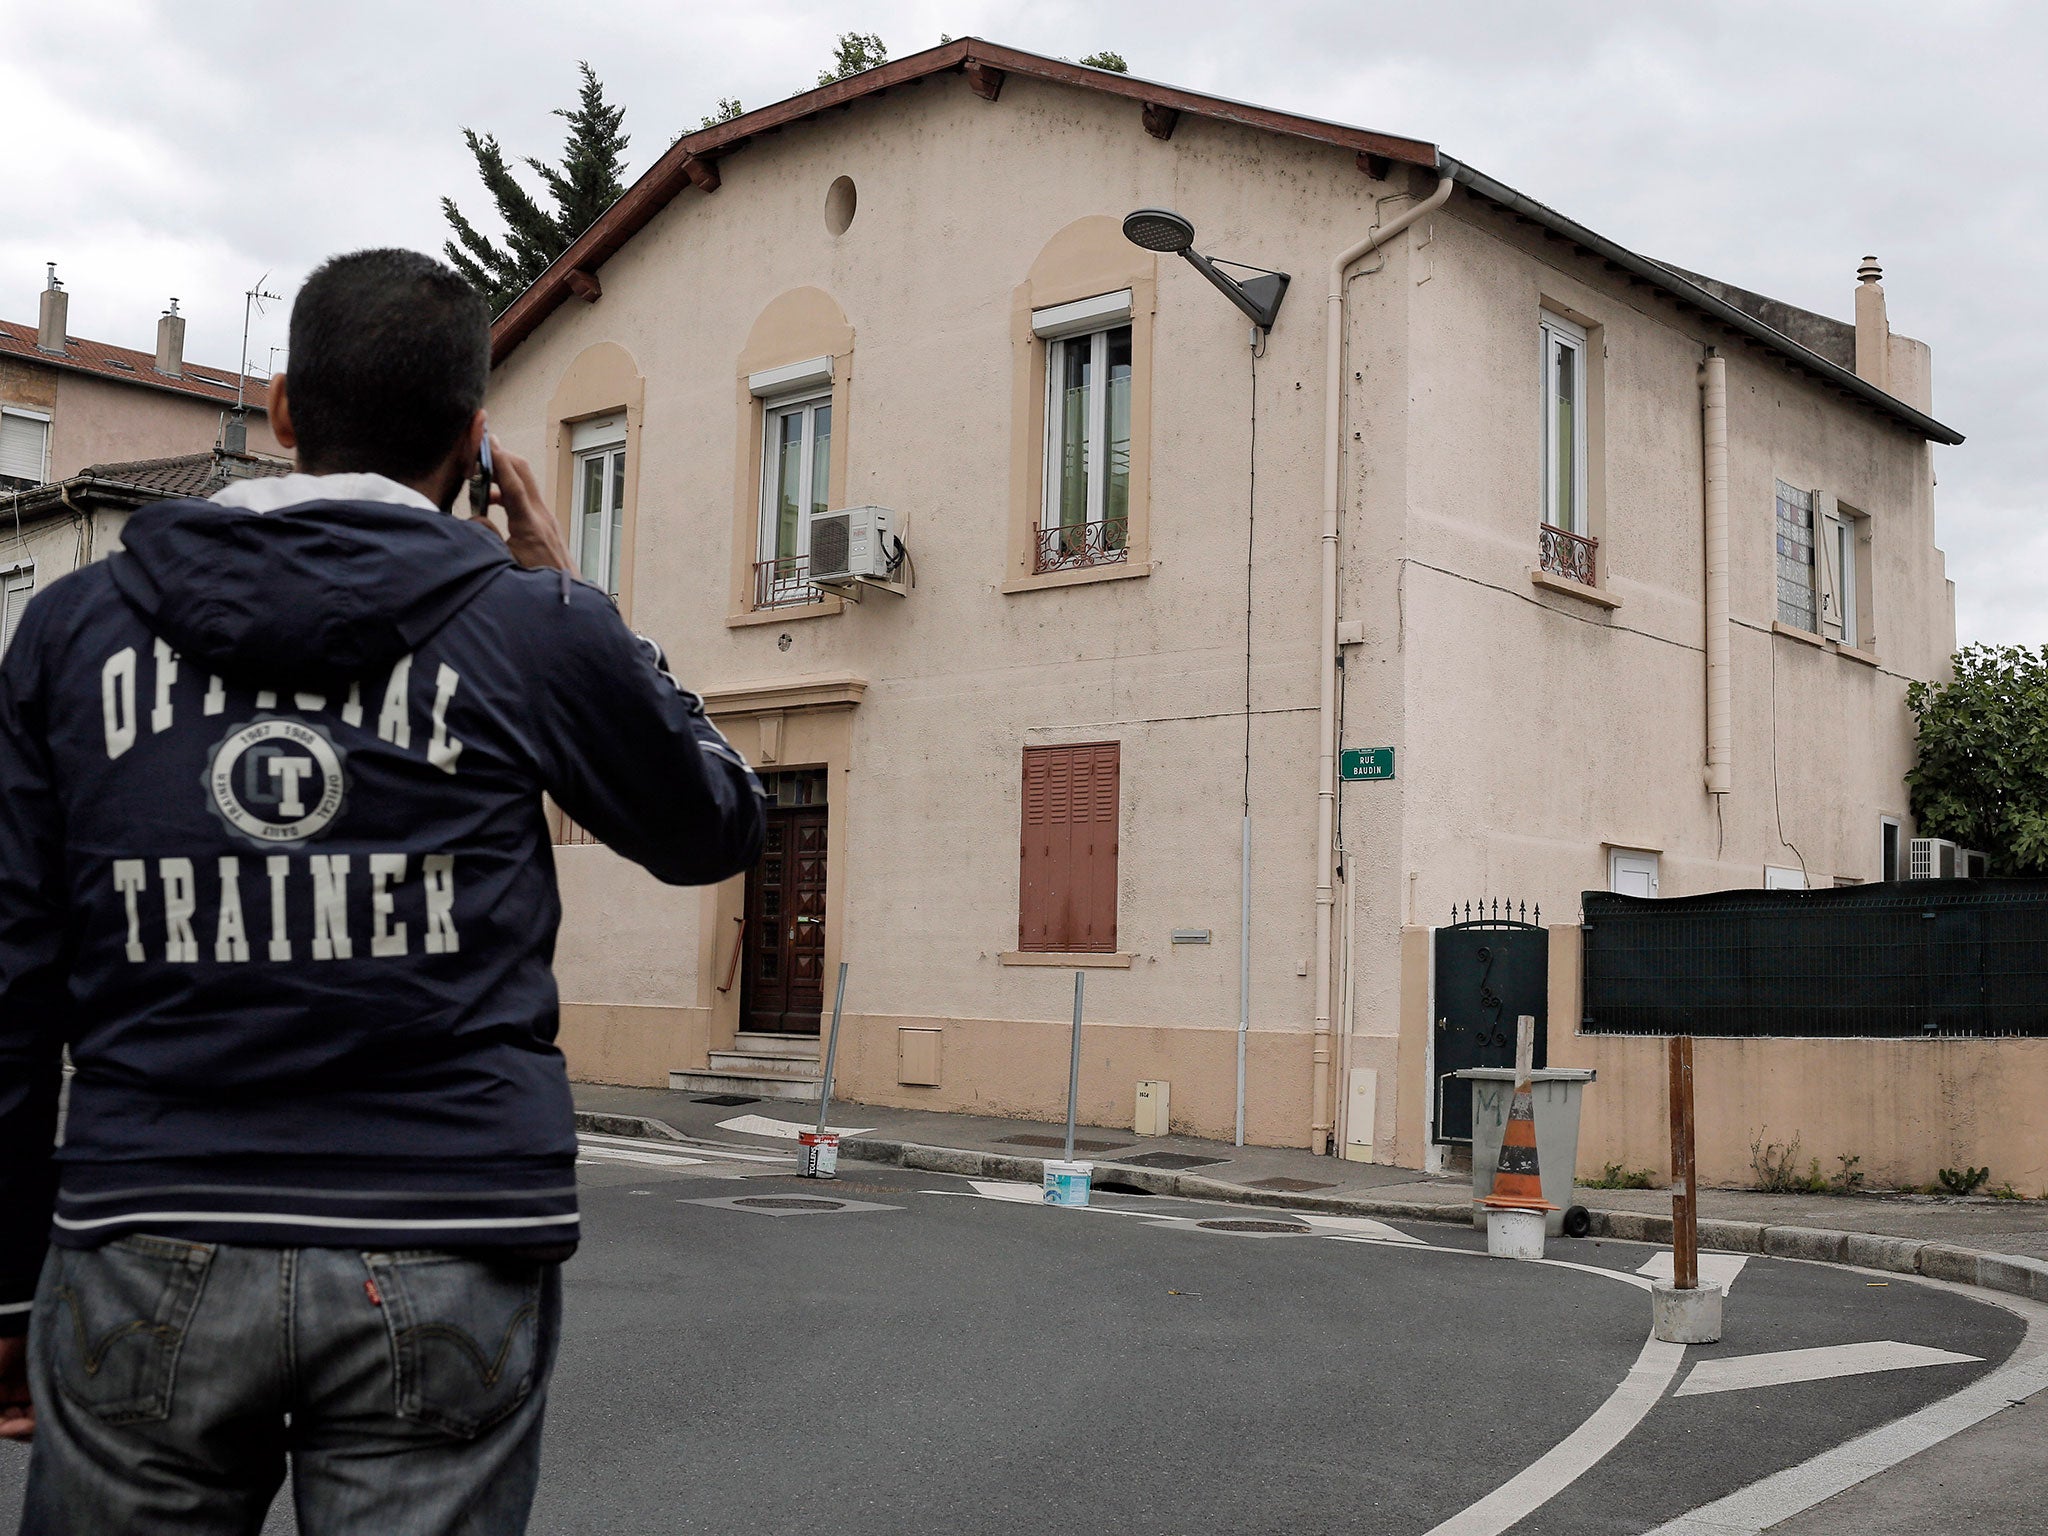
[1019, 743, 1119, 953]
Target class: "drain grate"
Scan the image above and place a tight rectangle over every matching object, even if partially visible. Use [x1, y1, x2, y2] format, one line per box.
[693, 1094, 759, 1107]
[735, 1196, 843, 1212]
[1196, 1218, 1311, 1235]
[999, 1134, 1132, 1154]
[1117, 1151, 1227, 1171]
[1246, 1176, 1337, 1193]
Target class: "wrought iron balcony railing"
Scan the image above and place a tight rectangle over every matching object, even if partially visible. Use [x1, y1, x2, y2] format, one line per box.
[1538, 523, 1598, 587]
[753, 555, 821, 609]
[1034, 517, 1128, 575]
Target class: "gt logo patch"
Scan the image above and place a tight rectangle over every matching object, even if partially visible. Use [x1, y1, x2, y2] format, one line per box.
[205, 717, 348, 845]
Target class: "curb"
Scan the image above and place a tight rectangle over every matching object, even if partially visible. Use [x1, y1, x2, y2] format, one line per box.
[574, 1112, 2048, 1307]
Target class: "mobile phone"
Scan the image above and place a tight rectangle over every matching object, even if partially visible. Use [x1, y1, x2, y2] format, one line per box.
[468, 425, 495, 518]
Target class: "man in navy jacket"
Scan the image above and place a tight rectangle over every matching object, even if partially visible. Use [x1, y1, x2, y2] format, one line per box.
[0, 249, 763, 1532]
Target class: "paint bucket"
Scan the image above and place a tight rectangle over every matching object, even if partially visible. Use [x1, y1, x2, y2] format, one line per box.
[1043, 1160, 1093, 1207]
[1485, 1205, 1546, 1261]
[797, 1130, 839, 1179]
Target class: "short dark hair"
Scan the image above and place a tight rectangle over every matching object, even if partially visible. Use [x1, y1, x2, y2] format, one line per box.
[285, 249, 489, 482]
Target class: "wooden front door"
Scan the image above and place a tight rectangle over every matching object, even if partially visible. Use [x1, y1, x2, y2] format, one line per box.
[740, 772, 829, 1035]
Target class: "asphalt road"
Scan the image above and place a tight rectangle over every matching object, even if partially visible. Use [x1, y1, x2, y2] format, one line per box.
[1, 1132, 2039, 1534]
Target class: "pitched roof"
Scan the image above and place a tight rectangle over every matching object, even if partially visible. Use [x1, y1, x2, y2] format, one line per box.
[488, 36, 1962, 446]
[489, 37, 1438, 365]
[1, 448, 292, 524]
[0, 318, 269, 413]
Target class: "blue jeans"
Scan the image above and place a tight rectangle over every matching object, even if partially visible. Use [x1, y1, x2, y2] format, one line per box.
[20, 1237, 561, 1535]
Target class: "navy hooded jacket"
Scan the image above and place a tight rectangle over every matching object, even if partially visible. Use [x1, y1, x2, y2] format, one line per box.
[0, 479, 764, 1333]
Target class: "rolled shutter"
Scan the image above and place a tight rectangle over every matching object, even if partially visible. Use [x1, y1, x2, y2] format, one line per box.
[0, 413, 48, 485]
[0, 571, 31, 656]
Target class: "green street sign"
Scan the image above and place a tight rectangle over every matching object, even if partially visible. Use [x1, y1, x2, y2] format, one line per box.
[1340, 747, 1395, 782]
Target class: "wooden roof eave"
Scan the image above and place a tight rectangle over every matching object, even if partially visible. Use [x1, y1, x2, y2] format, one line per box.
[489, 37, 1440, 367]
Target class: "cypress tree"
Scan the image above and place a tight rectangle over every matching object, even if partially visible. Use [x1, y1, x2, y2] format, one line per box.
[442, 62, 630, 313]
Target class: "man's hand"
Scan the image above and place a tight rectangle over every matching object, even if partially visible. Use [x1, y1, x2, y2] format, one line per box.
[0, 1334, 33, 1442]
[487, 436, 577, 574]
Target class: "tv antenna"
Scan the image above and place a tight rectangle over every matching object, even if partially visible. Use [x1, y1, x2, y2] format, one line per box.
[236, 275, 283, 412]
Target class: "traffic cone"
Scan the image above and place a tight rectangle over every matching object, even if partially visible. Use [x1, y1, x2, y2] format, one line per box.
[1483, 1077, 1557, 1214]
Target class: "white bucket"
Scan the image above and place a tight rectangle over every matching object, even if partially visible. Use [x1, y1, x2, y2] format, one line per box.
[1043, 1159, 1093, 1207]
[797, 1130, 839, 1179]
[1486, 1205, 1547, 1261]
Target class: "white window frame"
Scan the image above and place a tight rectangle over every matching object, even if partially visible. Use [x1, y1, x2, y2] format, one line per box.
[1041, 324, 1131, 534]
[569, 414, 627, 601]
[1764, 865, 1809, 890]
[757, 389, 832, 566]
[1880, 816, 1902, 883]
[1609, 848, 1660, 898]
[1539, 314, 1588, 536]
[0, 560, 35, 657]
[0, 407, 52, 489]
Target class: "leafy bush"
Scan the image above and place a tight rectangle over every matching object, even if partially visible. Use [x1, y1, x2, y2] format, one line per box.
[1937, 1166, 1990, 1196]
[1830, 1154, 1866, 1196]
[1907, 644, 2048, 874]
[1750, 1134, 1829, 1194]
[1583, 1162, 1658, 1190]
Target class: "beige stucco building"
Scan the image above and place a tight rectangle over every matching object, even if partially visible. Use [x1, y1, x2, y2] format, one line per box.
[482, 40, 1968, 1168]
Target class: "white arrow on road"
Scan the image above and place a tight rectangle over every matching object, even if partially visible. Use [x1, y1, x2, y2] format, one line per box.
[1674, 1340, 1983, 1398]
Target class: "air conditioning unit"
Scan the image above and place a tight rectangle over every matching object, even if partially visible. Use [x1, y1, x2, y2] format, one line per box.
[1908, 837, 1963, 880]
[807, 505, 895, 584]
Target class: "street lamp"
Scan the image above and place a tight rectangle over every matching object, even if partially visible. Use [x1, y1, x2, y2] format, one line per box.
[1121, 207, 1291, 331]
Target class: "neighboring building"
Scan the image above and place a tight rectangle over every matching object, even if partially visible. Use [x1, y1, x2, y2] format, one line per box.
[0, 449, 291, 655]
[0, 266, 284, 495]
[481, 39, 1964, 1160]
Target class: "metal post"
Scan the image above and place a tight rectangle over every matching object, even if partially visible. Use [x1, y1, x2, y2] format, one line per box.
[1065, 970, 1086, 1163]
[1514, 1015, 1535, 1083]
[1669, 1034, 1698, 1290]
[815, 962, 849, 1136]
[1236, 815, 1250, 1147]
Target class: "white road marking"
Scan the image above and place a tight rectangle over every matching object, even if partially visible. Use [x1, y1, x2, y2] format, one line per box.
[1649, 1332, 2048, 1534]
[715, 1113, 873, 1141]
[1302, 1213, 1424, 1243]
[1674, 1340, 1983, 1398]
[1638, 1250, 1750, 1293]
[967, 1179, 1050, 1203]
[575, 1145, 706, 1168]
[1423, 1331, 1689, 1536]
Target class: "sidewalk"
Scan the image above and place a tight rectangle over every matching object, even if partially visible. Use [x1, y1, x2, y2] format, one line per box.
[572, 1081, 2048, 1266]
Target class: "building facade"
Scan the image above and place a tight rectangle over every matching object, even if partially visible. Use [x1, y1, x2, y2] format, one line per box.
[1, 267, 283, 496]
[482, 40, 1962, 1161]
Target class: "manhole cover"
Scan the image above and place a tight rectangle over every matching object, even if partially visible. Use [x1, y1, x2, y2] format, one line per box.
[1246, 1176, 1336, 1193]
[1196, 1218, 1311, 1235]
[735, 1197, 843, 1211]
[999, 1134, 1132, 1154]
[1118, 1152, 1227, 1171]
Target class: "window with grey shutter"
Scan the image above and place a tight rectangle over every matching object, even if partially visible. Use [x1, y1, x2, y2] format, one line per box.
[0, 565, 34, 657]
[1774, 481, 1816, 632]
[0, 411, 50, 490]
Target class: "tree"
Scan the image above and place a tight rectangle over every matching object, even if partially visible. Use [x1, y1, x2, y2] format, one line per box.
[700, 97, 744, 130]
[442, 62, 630, 313]
[820, 32, 888, 86]
[1906, 643, 2048, 874]
[1077, 51, 1129, 72]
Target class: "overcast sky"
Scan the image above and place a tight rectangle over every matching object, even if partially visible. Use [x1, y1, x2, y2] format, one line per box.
[4, 0, 2040, 644]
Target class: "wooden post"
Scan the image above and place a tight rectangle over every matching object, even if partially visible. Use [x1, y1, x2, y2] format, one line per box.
[1668, 1035, 1698, 1290]
[1514, 1015, 1535, 1082]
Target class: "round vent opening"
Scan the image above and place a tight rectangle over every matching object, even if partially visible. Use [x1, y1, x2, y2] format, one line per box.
[825, 175, 857, 236]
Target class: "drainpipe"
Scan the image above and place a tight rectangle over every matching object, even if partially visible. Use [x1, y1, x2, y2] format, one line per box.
[1313, 170, 1455, 1154]
[1701, 353, 1732, 796]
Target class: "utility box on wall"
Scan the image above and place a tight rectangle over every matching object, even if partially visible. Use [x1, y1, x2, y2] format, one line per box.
[1135, 1080, 1170, 1136]
[898, 1028, 942, 1086]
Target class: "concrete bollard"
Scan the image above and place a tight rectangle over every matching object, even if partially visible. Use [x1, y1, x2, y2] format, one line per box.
[1653, 1281, 1724, 1343]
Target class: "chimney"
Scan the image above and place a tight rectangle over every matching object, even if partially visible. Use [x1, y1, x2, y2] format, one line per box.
[36, 263, 68, 354]
[220, 412, 248, 455]
[1854, 256, 1889, 391]
[156, 298, 185, 378]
